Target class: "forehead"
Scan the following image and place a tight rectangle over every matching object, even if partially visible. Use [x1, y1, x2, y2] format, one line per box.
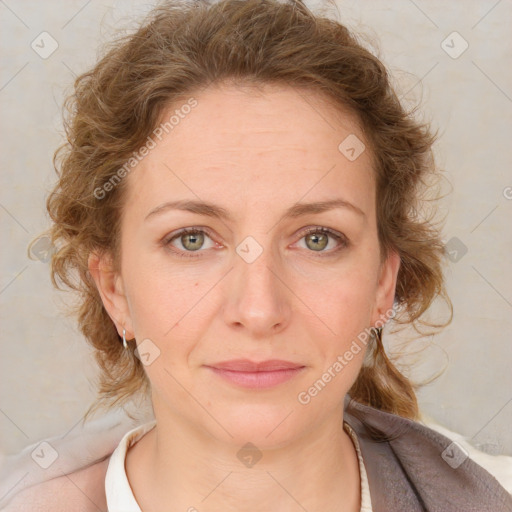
[123, 83, 375, 221]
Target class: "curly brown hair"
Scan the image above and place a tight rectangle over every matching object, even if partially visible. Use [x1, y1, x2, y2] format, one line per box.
[33, 0, 452, 423]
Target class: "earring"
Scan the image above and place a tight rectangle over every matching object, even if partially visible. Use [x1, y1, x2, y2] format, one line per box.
[371, 326, 383, 343]
[372, 327, 385, 358]
[122, 328, 128, 349]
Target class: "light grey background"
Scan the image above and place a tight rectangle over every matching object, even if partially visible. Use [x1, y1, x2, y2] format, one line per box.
[1, 0, 511, 457]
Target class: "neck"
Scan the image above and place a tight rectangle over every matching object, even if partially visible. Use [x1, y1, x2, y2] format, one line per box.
[126, 407, 361, 512]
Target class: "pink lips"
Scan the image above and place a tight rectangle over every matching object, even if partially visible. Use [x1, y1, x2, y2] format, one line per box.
[205, 359, 306, 389]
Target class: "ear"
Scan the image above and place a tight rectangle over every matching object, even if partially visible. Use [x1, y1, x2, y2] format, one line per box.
[88, 251, 134, 339]
[370, 249, 401, 327]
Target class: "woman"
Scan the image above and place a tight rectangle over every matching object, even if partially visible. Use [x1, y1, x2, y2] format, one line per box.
[2, 0, 511, 510]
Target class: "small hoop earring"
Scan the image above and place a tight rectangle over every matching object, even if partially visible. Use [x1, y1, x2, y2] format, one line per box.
[371, 326, 383, 342]
[122, 328, 128, 349]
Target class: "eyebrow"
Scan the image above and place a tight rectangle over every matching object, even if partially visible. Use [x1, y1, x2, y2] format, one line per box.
[145, 198, 366, 222]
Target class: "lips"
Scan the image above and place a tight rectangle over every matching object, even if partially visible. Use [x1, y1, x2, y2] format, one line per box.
[207, 359, 304, 372]
[205, 360, 306, 389]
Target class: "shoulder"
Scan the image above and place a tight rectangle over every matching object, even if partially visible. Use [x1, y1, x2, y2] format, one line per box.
[418, 415, 512, 494]
[0, 406, 152, 511]
[1, 457, 110, 512]
[344, 396, 512, 511]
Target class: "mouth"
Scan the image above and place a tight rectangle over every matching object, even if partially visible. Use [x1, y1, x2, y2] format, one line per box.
[204, 359, 306, 389]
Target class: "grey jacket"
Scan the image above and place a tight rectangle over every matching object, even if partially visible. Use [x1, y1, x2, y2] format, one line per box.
[343, 395, 512, 511]
[1, 396, 511, 511]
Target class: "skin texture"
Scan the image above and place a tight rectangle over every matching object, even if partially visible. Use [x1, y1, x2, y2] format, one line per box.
[89, 83, 401, 512]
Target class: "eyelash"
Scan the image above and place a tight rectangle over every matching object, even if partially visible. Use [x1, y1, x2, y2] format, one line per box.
[162, 226, 349, 259]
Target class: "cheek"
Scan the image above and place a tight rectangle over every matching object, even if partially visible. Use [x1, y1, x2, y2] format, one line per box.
[309, 264, 377, 327]
[122, 249, 184, 337]
[303, 264, 377, 377]
[123, 256, 212, 368]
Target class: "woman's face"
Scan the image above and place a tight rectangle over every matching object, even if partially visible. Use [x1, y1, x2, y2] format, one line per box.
[93, 83, 400, 448]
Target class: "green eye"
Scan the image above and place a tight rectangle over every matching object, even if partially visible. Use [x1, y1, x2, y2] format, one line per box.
[163, 226, 348, 259]
[299, 227, 348, 254]
[177, 230, 206, 251]
[164, 227, 215, 257]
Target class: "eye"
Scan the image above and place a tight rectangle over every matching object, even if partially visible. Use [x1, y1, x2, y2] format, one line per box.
[163, 227, 217, 257]
[296, 226, 348, 255]
[162, 226, 348, 259]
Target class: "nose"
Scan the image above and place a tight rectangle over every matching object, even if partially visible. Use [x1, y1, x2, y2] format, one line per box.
[223, 238, 291, 338]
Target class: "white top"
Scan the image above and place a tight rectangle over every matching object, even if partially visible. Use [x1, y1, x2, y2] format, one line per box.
[105, 420, 373, 512]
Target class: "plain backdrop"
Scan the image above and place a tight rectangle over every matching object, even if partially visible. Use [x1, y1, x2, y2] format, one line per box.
[1, 0, 511, 458]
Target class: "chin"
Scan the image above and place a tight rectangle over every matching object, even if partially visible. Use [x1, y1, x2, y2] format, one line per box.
[200, 402, 306, 450]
